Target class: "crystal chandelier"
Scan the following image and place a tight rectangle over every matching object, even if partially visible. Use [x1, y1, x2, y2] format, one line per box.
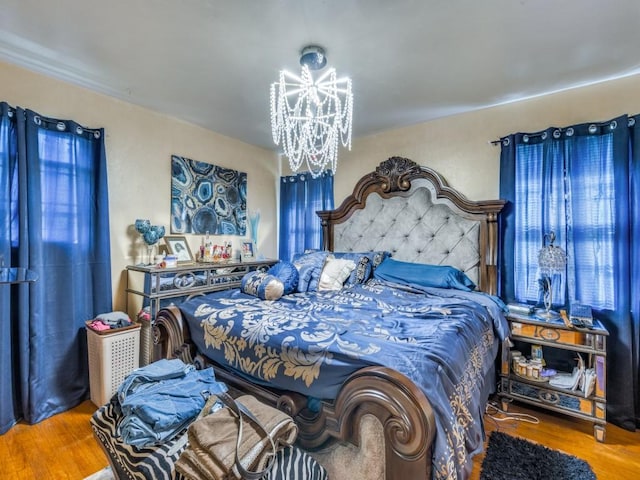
[270, 45, 353, 178]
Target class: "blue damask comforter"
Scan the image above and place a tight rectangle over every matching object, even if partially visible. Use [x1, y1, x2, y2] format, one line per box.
[177, 279, 509, 480]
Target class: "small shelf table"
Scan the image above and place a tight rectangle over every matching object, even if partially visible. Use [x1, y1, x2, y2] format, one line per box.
[499, 311, 608, 442]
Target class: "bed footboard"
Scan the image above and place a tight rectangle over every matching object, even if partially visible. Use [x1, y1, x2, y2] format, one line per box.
[154, 307, 436, 480]
[154, 305, 197, 363]
[298, 366, 436, 479]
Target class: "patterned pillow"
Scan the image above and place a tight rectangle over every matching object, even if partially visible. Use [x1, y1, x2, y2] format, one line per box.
[292, 251, 329, 292]
[368, 250, 392, 271]
[331, 251, 392, 285]
[267, 261, 299, 295]
[318, 256, 357, 291]
[241, 271, 284, 300]
[331, 253, 372, 285]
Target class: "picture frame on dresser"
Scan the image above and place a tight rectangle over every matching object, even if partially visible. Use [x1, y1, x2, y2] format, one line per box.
[241, 241, 254, 261]
[164, 235, 194, 264]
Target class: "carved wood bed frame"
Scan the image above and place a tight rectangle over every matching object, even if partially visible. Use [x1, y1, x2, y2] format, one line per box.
[154, 157, 505, 480]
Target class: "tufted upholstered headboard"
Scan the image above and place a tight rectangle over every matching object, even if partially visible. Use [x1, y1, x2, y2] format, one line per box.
[318, 157, 505, 295]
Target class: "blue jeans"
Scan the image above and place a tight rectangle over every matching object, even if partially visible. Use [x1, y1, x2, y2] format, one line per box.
[117, 359, 227, 447]
[117, 358, 195, 403]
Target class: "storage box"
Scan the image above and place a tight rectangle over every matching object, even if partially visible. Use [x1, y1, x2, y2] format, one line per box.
[87, 322, 141, 406]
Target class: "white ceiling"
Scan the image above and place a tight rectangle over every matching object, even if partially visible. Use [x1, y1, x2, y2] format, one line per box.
[1, 0, 639, 150]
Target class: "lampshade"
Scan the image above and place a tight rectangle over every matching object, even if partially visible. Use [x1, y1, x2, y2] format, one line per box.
[538, 232, 567, 275]
[270, 45, 353, 178]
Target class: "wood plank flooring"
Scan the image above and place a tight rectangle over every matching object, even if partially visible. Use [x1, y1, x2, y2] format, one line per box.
[0, 401, 108, 479]
[1, 399, 638, 479]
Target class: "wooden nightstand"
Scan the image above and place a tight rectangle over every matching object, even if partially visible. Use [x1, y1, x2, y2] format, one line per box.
[499, 311, 608, 442]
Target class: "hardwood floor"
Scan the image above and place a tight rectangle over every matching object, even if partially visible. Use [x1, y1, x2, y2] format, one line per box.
[1, 399, 638, 479]
[0, 401, 108, 479]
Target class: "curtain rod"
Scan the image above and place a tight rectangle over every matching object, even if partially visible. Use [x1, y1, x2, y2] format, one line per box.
[489, 115, 637, 147]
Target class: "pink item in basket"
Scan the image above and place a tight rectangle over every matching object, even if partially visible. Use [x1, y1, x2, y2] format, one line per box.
[90, 320, 111, 331]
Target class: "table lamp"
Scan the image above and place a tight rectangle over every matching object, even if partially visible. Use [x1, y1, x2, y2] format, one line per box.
[538, 231, 567, 319]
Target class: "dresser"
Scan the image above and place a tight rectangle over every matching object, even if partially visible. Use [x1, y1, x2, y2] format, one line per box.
[125, 259, 277, 365]
[499, 311, 608, 441]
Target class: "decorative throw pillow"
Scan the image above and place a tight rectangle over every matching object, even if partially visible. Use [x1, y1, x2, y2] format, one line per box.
[369, 251, 392, 271]
[267, 261, 299, 295]
[330, 253, 372, 285]
[292, 251, 329, 292]
[331, 251, 391, 284]
[241, 271, 284, 301]
[373, 258, 476, 292]
[318, 256, 357, 291]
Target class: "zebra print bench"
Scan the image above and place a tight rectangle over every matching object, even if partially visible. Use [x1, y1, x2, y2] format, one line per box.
[90, 398, 328, 480]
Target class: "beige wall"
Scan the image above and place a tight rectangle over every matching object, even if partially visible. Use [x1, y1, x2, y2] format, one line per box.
[4, 56, 640, 310]
[335, 73, 640, 204]
[0, 60, 279, 311]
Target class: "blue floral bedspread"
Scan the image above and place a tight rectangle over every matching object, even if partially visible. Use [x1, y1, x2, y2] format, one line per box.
[177, 279, 509, 480]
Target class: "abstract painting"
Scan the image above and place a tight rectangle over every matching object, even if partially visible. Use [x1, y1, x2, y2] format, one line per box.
[170, 155, 247, 235]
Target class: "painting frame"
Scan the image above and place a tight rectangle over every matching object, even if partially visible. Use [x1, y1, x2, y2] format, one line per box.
[164, 235, 194, 264]
[170, 155, 247, 235]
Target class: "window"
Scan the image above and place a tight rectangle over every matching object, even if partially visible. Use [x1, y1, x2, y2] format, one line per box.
[508, 131, 616, 309]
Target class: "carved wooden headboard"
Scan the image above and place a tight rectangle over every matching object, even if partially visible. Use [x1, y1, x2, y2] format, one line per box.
[318, 157, 505, 295]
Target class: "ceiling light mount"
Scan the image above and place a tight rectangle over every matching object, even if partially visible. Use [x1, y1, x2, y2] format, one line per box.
[299, 45, 327, 71]
[270, 44, 353, 178]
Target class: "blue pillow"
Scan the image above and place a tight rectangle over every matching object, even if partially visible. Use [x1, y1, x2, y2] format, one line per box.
[373, 258, 476, 291]
[292, 251, 329, 292]
[241, 271, 284, 300]
[267, 261, 299, 295]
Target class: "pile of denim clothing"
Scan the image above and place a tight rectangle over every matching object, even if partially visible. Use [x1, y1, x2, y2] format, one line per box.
[115, 358, 227, 447]
[92, 358, 329, 480]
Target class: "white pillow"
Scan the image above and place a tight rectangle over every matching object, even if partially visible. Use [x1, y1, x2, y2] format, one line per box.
[318, 256, 356, 291]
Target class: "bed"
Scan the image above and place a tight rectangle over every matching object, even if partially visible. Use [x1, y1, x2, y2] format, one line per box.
[154, 157, 507, 480]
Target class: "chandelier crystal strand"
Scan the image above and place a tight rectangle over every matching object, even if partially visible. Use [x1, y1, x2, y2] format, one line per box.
[270, 47, 353, 178]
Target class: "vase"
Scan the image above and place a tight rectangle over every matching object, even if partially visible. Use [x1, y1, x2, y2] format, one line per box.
[249, 210, 260, 251]
[146, 244, 155, 265]
[142, 225, 165, 265]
